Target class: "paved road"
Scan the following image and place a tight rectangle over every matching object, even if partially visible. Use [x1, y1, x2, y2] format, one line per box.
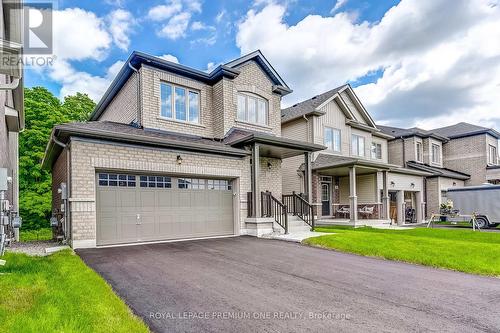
[78, 237, 500, 333]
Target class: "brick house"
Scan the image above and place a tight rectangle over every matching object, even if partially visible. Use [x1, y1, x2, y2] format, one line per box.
[281, 85, 430, 227]
[42, 51, 323, 249]
[379, 122, 500, 217]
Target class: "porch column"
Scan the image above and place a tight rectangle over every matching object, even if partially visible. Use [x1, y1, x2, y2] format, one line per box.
[416, 190, 424, 223]
[349, 166, 358, 224]
[251, 143, 260, 217]
[396, 190, 404, 225]
[304, 152, 312, 203]
[382, 171, 390, 220]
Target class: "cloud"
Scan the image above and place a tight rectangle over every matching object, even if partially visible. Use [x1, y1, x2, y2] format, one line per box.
[50, 60, 125, 101]
[330, 0, 348, 14]
[158, 54, 180, 63]
[191, 21, 215, 31]
[215, 10, 225, 23]
[53, 8, 112, 61]
[147, 0, 203, 39]
[47, 8, 129, 101]
[107, 9, 135, 51]
[147, 0, 183, 21]
[236, 0, 500, 129]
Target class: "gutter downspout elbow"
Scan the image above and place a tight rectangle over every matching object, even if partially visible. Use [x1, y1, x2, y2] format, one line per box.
[128, 62, 142, 128]
[0, 77, 20, 90]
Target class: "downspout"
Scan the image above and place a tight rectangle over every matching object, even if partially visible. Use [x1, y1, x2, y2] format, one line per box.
[0, 78, 20, 90]
[401, 136, 406, 166]
[128, 62, 142, 128]
[303, 115, 310, 194]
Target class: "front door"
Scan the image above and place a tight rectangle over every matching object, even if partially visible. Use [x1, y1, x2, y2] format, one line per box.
[321, 183, 331, 216]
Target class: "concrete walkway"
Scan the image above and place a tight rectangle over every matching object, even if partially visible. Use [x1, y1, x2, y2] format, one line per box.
[262, 230, 329, 242]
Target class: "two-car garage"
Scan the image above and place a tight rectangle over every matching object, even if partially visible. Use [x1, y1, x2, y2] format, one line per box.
[96, 172, 235, 246]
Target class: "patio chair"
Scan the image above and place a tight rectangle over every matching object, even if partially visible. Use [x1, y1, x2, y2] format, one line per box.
[358, 206, 375, 219]
[336, 206, 350, 218]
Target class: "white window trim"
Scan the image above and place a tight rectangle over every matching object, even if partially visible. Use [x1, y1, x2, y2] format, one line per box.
[351, 134, 365, 157]
[237, 92, 268, 126]
[324, 126, 341, 152]
[415, 141, 423, 162]
[488, 144, 498, 165]
[371, 142, 382, 160]
[431, 143, 441, 164]
[160, 82, 201, 124]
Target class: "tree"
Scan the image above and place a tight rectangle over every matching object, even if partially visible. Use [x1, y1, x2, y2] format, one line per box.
[19, 87, 95, 229]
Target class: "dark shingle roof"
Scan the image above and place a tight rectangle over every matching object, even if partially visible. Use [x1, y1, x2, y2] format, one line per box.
[378, 125, 448, 141]
[406, 161, 470, 180]
[431, 122, 500, 139]
[281, 85, 348, 123]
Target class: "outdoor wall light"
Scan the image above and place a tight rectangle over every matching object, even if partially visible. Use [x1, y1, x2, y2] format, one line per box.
[390, 181, 395, 187]
[410, 182, 415, 188]
[453, 182, 457, 186]
[267, 161, 272, 170]
[176, 155, 183, 165]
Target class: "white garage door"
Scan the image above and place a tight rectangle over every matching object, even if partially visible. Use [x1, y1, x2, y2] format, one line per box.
[96, 173, 235, 246]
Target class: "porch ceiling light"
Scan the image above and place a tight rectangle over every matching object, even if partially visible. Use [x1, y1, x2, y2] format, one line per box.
[176, 155, 183, 165]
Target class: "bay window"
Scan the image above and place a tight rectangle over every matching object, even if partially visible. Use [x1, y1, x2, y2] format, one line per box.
[236, 92, 268, 125]
[488, 145, 498, 165]
[160, 82, 199, 123]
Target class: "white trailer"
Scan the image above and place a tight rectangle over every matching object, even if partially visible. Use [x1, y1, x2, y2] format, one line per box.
[446, 185, 500, 229]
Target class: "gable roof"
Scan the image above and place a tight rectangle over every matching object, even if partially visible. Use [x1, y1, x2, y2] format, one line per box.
[91, 50, 291, 121]
[406, 161, 470, 180]
[378, 125, 448, 142]
[281, 85, 348, 123]
[431, 122, 500, 139]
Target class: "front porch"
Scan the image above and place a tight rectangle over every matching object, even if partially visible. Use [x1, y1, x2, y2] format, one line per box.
[307, 155, 425, 227]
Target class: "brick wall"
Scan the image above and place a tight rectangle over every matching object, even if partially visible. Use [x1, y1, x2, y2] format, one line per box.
[426, 177, 440, 215]
[388, 139, 404, 166]
[99, 74, 138, 124]
[442, 135, 487, 185]
[51, 148, 67, 214]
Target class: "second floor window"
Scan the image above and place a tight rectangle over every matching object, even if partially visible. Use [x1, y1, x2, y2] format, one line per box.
[488, 145, 498, 165]
[160, 82, 200, 123]
[237, 93, 268, 125]
[416, 142, 423, 162]
[324, 127, 341, 152]
[351, 135, 365, 157]
[371, 142, 382, 160]
[431, 144, 441, 164]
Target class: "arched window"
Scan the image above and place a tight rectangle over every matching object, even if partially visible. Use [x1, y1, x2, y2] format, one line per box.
[237, 92, 268, 126]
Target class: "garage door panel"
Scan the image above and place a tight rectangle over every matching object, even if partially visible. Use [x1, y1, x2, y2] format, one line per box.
[97, 173, 235, 246]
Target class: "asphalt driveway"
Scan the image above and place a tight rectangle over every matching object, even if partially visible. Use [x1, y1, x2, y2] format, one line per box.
[77, 237, 500, 333]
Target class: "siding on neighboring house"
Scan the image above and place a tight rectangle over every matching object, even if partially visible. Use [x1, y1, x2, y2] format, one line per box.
[99, 74, 138, 124]
[282, 117, 310, 142]
[339, 174, 377, 204]
[281, 155, 304, 195]
[313, 99, 351, 155]
[340, 91, 367, 125]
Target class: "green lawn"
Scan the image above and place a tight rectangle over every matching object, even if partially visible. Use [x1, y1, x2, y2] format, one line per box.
[0, 250, 149, 333]
[304, 226, 500, 276]
[19, 228, 53, 242]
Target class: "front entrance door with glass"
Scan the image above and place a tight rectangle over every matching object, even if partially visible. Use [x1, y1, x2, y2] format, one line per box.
[321, 180, 331, 216]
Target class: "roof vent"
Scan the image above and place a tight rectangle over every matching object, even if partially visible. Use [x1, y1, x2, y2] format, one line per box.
[292, 103, 298, 107]
[311, 96, 318, 100]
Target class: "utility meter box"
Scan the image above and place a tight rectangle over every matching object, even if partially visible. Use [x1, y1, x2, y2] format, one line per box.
[0, 168, 8, 191]
[59, 183, 67, 200]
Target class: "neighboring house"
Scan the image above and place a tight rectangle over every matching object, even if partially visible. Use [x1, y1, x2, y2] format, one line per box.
[0, 0, 24, 223]
[378, 125, 470, 217]
[281, 85, 429, 226]
[431, 122, 500, 186]
[379, 122, 500, 216]
[42, 51, 323, 249]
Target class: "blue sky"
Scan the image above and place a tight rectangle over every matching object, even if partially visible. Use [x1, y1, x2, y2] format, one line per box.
[25, 0, 500, 129]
